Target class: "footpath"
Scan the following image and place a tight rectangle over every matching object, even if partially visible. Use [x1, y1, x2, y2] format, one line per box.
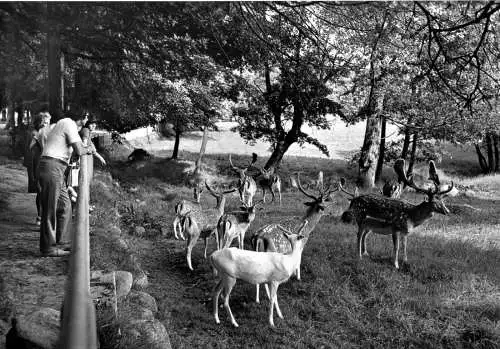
[0, 146, 67, 348]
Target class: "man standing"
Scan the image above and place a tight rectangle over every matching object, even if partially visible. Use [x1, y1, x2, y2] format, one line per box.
[38, 112, 92, 257]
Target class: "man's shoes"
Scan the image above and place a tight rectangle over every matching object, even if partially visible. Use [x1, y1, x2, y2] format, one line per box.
[41, 248, 70, 257]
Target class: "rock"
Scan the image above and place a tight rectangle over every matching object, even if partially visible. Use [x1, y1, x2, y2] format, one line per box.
[92, 271, 133, 298]
[132, 226, 146, 237]
[120, 319, 171, 349]
[127, 291, 158, 314]
[115, 271, 133, 298]
[9, 308, 60, 349]
[132, 271, 149, 290]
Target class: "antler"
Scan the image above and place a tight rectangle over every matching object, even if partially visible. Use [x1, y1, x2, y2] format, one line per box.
[205, 180, 220, 197]
[248, 153, 258, 168]
[228, 154, 241, 172]
[296, 173, 317, 200]
[338, 177, 356, 198]
[394, 159, 430, 195]
[428, 160, 440, 186]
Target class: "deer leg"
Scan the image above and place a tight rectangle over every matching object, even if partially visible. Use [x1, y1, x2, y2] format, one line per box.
[357, 226, 364, 259]
[270, 187, 276, 203]
[392, 232, 400, 269]
[203, 237, 209, 259]
[213, 279, 224, 324]
[402, 234, 408, 263]
[296, 255, 302, 280]
[223, 277, 238, 327]
[268, 282, 281, 326]
[278, 189, 282, 206]
[361, 230, 370, 257]
[255, 284, 260, 303]
[262, 188, 266, 203]
[173, 216, 180, 239]
[186, 233, 199, 271]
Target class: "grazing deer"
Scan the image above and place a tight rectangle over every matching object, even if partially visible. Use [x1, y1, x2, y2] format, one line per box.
[172, 186, 204, 240]
[229, 153, 257, 207]
[341, 159, 454, 269]
[216, 200, 263, 250]
[251, 173, 338, 303]
[210, 228, 307, 327]
[182, 181, 237, 270]
[256, 167, 282, 205]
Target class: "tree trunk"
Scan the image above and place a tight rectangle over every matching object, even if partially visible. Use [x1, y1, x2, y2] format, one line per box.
[400, 116, 413, 159]
[172, 128, 181, 159]
[195, 126, 209, 172]
[47, 8, 64, 122]
[486, 133, 495, 173]
[475, 143, 489, 174]
[375, 115, 386, 182]
[265, 137, 294, 171]
[494, 134, 499, 173]
[407, 132, 418, 177]
[7, 102, 15, 129]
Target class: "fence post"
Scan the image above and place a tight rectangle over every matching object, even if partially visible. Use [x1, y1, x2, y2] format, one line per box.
[59, 154, 97, 349]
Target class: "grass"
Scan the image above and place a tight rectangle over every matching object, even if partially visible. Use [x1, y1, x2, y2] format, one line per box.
[88, 133, 500, 349]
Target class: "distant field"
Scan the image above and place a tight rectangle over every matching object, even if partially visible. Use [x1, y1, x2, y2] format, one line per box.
[123, 118, 400, 160]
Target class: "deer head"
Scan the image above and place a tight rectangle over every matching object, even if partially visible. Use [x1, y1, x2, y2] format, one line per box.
[293, 172, 339, 211]
[229, 153, 258, 180]
[193, 185, 204, 202]
[394, 159, 454, 214]
[205, 180, 238, 207]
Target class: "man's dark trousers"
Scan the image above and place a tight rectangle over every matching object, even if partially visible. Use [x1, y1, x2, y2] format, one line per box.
[38, 157, 72, 254]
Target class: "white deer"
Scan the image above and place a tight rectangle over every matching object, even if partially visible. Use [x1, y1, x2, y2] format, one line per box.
[229, 153, 257, 206]
[172, 186, 203, 240]
[340, 159, 454, 269]
[251, 172, 338, 303]
[181, 181, 237, 270]
[209, 223, 308, 327]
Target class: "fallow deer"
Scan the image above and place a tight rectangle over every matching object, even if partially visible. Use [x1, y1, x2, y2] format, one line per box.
[341, 159, 454, 269]
[216, 199, 263, 250]
[210, 227, 307, 327]
[182, 181, 237, 270]
[251, 172, 338, 302]
[255, 167, 282, 205]
[172, 186, 203, 240]
[229, 153, 257, 207]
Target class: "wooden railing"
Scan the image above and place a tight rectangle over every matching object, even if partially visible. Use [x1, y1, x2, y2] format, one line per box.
[59, 154, 98, 349]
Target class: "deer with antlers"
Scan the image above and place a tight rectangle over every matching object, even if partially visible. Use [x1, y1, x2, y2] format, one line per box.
[181, 181, 237, 270]
[216, 199, 263, 250]
[255, 167, 282, 205]
[229, 153, 258, 207]
[250, 172, 338, 302]
[340, 159, 454, 269]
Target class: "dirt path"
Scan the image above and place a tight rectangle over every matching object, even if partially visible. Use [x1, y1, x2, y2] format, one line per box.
[0, 136, 68, 347]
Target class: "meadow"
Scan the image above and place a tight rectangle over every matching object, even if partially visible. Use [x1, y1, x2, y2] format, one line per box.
[90, 125, 500, 349]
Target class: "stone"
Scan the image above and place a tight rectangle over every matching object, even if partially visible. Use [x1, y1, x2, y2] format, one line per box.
[114, 271, 133, 298]
[10, 308, 60, 349]
[132, 272, 149, 290]
[133, 226, 146, 237]
[127, 291, 158, 313]
[120, 318, 171, 349]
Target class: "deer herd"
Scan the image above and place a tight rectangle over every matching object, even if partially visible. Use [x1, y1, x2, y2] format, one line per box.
[170, 154, 454, 327]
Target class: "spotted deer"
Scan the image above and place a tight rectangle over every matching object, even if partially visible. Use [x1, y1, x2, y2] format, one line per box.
[216, 199, 263, 250]
[172, 186, 204, 240]
[256, 167, 282, 205]
[341, 159, 454, 269]
[182, 181, 237, 270]
[250, 172, 338, 303]
[229, 153, 257, 207]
